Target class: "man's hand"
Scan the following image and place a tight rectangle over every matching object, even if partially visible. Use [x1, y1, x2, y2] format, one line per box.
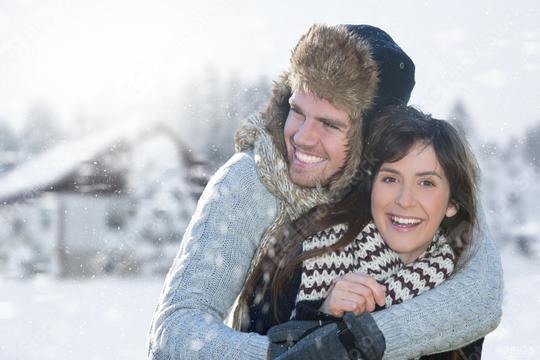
[320, 273, 386, 317]
[269, 313, 386, 360]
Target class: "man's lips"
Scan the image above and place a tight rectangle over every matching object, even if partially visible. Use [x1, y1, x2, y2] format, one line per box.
[292, 149, 326, 168]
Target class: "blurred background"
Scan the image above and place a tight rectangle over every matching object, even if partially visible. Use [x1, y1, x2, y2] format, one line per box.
[0, 0, 539, 359]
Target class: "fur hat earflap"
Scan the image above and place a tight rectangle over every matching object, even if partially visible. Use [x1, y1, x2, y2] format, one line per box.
[288, 24, 379, 125]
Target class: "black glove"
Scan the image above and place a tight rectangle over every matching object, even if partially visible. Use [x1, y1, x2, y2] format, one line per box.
[268, 313, 385, 360]
[267, 320, 329, 359]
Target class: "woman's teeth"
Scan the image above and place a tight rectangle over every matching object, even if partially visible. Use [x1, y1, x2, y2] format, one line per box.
[391, 216, 421, 225]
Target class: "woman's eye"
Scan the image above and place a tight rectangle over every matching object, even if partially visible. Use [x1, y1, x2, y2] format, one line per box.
[382, 176, 397, 183]
[420, 179, 435, 187]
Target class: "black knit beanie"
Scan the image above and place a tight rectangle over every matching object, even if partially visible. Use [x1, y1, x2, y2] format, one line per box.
[345, 24, 415, 108]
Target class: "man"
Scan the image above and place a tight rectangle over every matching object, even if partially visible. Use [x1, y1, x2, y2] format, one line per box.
[148, 24, 502, 360]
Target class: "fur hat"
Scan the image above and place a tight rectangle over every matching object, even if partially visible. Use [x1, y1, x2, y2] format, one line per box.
[263, 24, 415, 200]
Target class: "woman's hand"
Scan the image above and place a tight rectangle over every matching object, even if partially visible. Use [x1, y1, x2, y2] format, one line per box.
[319, 273, 386, 317]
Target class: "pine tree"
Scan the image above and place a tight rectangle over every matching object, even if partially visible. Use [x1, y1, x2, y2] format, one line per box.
[0, 121, 19, 173]
[523, 122, 540, 171]
[19, 104, 63, 155]
[179, 72, 271, 170]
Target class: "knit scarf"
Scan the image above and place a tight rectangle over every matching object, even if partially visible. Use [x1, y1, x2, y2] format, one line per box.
[233, 114, 332, 328]
[295, 221, 455, 309]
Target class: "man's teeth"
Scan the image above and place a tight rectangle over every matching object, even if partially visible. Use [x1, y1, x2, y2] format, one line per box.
[391, 216, 421, 225]
[296, 151, 325, 164]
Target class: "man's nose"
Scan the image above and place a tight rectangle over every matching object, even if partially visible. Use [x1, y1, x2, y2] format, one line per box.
[293, 119, 318, 147]
[395, 185, 417, 208]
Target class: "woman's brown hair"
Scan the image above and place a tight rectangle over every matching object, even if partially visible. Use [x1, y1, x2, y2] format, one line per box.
[235, 104, 480, 329]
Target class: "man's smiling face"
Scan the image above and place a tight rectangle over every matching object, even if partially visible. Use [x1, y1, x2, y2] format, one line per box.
[284, 90, 351, 188]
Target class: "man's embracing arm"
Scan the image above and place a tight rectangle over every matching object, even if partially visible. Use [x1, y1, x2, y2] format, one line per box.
[147, 152, 276, 360]
[371, 207, 503, 359]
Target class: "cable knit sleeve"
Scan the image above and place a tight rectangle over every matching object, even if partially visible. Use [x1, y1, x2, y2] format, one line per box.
[147, 151, 277, 360]
[371, 207, 503, 359]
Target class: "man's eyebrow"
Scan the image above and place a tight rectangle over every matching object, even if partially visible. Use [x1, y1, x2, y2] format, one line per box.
[289, 99, 303, 113]
[289, 99, 348, 129]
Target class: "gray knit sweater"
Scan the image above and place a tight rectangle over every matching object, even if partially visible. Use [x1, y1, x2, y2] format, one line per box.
[147, 150, 502, 360]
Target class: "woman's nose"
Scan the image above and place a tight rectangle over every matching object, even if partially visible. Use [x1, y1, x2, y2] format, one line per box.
[394, 185, 417, 208]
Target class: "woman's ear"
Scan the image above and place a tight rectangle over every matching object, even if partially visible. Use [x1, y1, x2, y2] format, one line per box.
[446, 201, 459, 218]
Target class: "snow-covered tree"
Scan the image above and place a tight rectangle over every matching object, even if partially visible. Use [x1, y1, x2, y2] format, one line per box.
[0, 121, 18, 152]
[473, 123, 540, 255]
[179, 71, 271, 169]
[123, 131, 197, 274]
[448, 100, 515, 248]
[523, 122, 540, 171]
[448, 100, 477, 143]
[0, 121, 19, 173]
[19, 104, 63, 155]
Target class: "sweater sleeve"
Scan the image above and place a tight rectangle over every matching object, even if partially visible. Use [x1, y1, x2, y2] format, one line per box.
[147, 152, 277, 360]
[371, 207, 503, 359]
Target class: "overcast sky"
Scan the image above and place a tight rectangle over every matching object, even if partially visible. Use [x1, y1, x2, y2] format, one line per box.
[0, 0, 538, 143]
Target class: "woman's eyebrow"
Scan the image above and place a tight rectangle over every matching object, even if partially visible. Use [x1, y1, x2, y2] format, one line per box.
[379, 168, 443, 179]
[416, 171, 443, 179]
[379, 167, 400, 175]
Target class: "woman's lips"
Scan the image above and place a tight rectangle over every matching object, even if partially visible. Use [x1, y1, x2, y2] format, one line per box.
[388, 214, 423, 232]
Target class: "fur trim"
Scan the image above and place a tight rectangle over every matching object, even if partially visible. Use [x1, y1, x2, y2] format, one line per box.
[260, 24, 380, 201]
[233, 114, 331, 330]
[262, 72, 292, 160]
[289, 24, 379, 123]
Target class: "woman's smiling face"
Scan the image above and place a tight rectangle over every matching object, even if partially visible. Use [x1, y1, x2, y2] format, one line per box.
[371, 142, 458, 264]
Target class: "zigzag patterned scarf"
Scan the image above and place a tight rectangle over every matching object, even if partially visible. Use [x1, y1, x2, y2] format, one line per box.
[296, 221, 455, 308]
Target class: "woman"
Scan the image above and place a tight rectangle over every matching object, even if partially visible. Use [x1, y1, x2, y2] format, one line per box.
[237, 105, 484, 359]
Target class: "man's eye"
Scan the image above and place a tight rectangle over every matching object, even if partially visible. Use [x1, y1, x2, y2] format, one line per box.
[290, 108, 304, 120]
[323, 121, 339, 130]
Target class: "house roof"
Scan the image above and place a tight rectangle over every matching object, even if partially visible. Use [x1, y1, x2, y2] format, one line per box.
[0, 124, 170, 203]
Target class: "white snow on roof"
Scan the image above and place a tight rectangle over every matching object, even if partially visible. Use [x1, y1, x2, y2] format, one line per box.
[0, 125, 145, 202]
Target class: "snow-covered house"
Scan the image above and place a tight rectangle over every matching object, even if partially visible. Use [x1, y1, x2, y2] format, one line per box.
[0, 124, 207, 278]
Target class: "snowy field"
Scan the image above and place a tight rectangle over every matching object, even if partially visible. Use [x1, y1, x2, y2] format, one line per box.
[0, 248, 538, 360]
[483, 248, 540, 359]
[0, 276, 164, 360]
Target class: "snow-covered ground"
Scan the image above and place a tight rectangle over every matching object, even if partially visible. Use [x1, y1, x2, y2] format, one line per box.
[483, 247, 540, 359]
[0, 276, 163, 360]
[0, 247, 538, 359]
